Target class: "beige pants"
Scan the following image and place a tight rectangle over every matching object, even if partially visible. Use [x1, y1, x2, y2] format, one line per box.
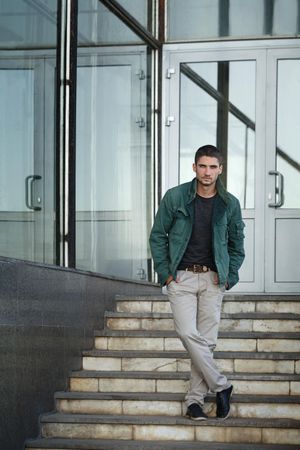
[167, 270, 231, 407]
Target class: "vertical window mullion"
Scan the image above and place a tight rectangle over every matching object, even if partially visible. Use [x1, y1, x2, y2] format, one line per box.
[56, 0, 78, 267]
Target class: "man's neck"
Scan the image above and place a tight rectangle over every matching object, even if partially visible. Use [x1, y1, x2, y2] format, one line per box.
[197, 183, 217, 198]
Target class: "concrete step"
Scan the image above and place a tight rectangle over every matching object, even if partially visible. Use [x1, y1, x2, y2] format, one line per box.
[34, 414, 300, 446]
[54, 391, 300, 419]
[94, 330, 300, 353]
[25, 437, 300, 449]
[115, 294, 300, 315]
[69, 370, 300, 396]
[82, 349, 300, 375]
[54, 391, 300, 417]
[105, 312, 300, 333]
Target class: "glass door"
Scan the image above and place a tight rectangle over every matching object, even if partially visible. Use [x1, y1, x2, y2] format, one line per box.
[164, 46, 266, 292]
[265, 49, 300, 292]
[76, 47, 150, 280]
[0, 55, 56, 263]
[163, 41, 300, 292]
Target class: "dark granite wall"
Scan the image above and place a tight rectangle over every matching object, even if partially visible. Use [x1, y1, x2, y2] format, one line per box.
[0, 257, 160, 450]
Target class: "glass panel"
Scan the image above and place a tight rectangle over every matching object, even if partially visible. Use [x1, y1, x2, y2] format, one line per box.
[167, 0, 219, 41]
[0, 69, 34, 259]
[179, 60, 256, 209]
[76, 50, 152, 280]
[78, 0, 143, 45]
[0, 0, 57, 48]
[167, 0, 300, 41]
[276, 59, 300, 208]
[273, 0, 299, 35]
[117, 0, 149, 29]
[0, 0, 57, 263]
[229, 0, 264, 37]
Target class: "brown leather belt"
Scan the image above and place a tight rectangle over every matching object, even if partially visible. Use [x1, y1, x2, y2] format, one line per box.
[183, 264, 210, 274]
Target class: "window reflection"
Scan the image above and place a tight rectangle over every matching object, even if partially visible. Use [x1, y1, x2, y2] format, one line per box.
[276, 59, 300, 208]
[180, 60, 256, 209]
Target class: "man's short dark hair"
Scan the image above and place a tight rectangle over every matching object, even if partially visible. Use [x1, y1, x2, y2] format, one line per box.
[194, 145, 223, 165]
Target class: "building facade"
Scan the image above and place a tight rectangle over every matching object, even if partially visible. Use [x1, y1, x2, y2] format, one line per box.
[1, 0, 300, 293]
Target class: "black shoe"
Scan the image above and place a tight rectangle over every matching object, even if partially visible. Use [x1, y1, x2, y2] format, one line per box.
[186, 403, 208, 421]
[216, 385, 233, 419]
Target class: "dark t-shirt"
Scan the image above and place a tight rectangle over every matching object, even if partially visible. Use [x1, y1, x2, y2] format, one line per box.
[178, 193, 217, 271]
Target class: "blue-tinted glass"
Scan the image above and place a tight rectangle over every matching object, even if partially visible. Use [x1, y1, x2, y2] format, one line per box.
[180, 60, 256, 209]
[117, 0, 149, 29]
[168, 0, 219, 40]
[75, 53, 152, 280]
[167, 0, 300, 40]
[78, 0, 142, 45]
[273, 0, 299, 35]
[0, 0, 57, 263]
[277, 60, 300, 208]
[0, 0, 57, 48]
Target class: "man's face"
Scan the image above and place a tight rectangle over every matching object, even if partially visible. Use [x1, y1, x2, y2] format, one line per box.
[193, 156, 223, 187]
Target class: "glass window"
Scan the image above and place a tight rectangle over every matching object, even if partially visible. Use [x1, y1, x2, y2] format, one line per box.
[276, 59, 300, 208]
[0, 0, 57, 263]
[229, 0, 264, 37]
[167, 0, 300, 41]
[0, 0, 57, 48]
[167, 0, 219, 41]
[179, 60, 256, 209]
[76, 4, 153, 280]
[117, 0, 149, 30]
[273, 0, 299, 35]
[78, 0, 143, 45]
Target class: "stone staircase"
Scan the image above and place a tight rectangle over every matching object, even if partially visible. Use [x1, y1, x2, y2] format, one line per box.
[26, 294, 300, 449]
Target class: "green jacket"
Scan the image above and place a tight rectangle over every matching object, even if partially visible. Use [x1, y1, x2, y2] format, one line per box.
[149, 178, 245, 289]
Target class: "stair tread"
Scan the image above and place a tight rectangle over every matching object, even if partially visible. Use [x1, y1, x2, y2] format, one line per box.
[69, 370, 300, 381]
[40, 412, 300, 428]
[54, 391, 300, 403]
[105, 311, 300, 319]
[25, 437, 300, 450]
[82, 349, 300, 359]
[95, 329, 300, 339]
[115, 294, 300, 302]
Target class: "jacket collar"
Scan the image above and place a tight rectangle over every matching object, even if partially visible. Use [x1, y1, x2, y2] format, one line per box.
[188, 177, 229, 204]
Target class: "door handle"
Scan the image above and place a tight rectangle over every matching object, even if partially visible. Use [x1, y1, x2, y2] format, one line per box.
[268, 170, 284, 208]
[25, 175, 42, 211]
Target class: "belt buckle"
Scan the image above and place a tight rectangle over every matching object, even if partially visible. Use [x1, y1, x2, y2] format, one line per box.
[193, 264, 208, 273]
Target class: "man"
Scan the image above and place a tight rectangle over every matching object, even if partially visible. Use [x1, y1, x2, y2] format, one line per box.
[149, 145, 245, 421]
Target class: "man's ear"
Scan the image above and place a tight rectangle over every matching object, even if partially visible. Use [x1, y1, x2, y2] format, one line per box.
[219, 164, 223, 174]
[192, 163, 196, 173]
